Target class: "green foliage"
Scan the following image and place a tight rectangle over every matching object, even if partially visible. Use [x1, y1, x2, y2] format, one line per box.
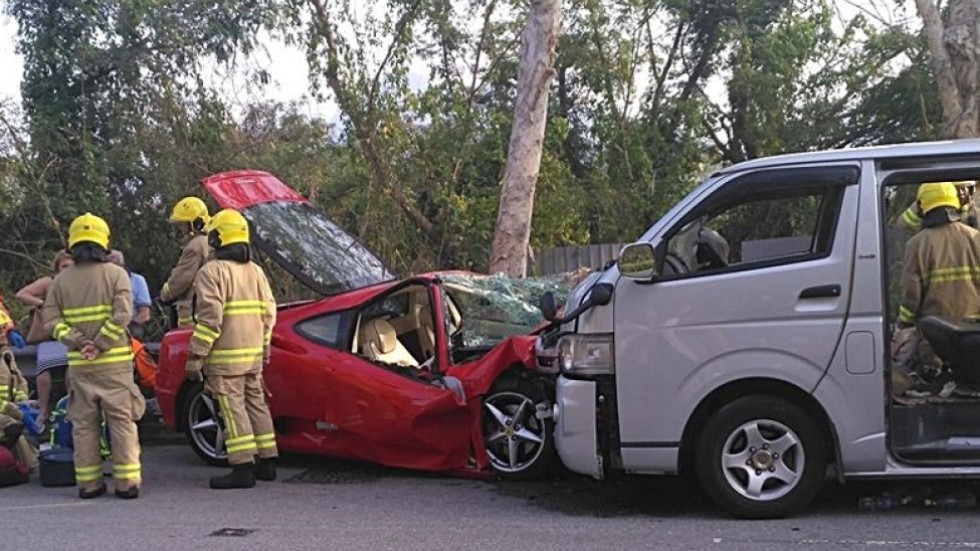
[0, 0, 954, 339]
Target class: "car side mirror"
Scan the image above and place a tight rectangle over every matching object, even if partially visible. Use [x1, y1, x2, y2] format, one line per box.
[619, 242, 658, 280]
[539, 292, 558, 322]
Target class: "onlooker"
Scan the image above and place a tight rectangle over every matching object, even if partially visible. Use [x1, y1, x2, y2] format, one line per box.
[107, 250, 151, 339]
[14, 251, 74, 425]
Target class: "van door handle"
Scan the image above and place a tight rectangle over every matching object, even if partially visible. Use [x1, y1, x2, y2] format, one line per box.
[799, 284, 841, 299]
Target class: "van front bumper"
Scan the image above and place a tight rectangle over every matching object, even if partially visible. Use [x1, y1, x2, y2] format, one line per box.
[554, 375, 603, 479]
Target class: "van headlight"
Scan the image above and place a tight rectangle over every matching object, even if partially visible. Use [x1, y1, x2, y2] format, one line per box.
[557, 334, 614, 376]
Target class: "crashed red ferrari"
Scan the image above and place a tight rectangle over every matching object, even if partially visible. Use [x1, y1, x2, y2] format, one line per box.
[155, 170, 560, 479]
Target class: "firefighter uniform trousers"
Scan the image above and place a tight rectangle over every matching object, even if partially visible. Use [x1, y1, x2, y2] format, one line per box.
[69, 365, 145, 492]
[207, 373, 277, 464]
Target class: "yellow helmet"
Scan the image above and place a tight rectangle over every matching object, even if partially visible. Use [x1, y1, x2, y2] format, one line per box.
[0, 308, 10, 328]
[918, 182, 960, 215]
[169, 196, 211, 231]
[68, 212, 111, 250]
[206, 209, 250, 247]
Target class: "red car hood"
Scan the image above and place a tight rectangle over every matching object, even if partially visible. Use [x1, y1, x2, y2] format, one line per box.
[202, 170, 395, 296]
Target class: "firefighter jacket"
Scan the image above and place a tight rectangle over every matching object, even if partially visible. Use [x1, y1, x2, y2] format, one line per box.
[189, 259, 276, 377]
[899, 221, 980, 326]
[161, 233, 210, 326]
[898, 200, 980, 232]
[42, 262, 134, 371]
[0, 345, 28, 413]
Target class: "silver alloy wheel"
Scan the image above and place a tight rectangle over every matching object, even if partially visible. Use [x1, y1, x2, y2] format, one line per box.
[720, 418, 804, 501]
[188, 391, 228, 462]
[483, 390, 546, 474]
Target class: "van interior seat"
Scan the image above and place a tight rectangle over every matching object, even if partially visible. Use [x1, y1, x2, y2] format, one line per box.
[360, 318, 418, 367]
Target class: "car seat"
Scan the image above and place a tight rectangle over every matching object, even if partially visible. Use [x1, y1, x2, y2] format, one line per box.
[360, 318, 418, 367]
[416, 302, 437, 360]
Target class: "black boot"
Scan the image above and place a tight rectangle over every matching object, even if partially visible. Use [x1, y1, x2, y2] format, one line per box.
[209, 462, 256, 489]
[0, 422, 24, 449]
[256, 457, 277, 481]
[79, 484, 107, 499]
[115, 487, 140, 500]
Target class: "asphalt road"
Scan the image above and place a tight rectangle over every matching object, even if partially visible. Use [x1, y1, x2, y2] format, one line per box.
[3, 428, 980, 551]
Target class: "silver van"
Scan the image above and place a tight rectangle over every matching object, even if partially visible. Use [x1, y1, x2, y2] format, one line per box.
[535, 139, 980, 518]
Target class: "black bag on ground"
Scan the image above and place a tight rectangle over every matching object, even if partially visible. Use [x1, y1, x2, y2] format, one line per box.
[39, 448, 75, 487]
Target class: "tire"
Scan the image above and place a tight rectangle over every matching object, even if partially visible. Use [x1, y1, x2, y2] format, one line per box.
[695, 395, 827, 519]
[182, 382, 228, 466]
[482, 376, 556, 480]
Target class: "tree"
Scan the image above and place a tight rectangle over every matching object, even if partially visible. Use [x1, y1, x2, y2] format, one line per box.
[914, 0, 980, 138]
[488, 0, 561, 277]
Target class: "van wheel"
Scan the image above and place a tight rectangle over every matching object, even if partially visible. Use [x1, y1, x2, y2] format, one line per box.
[183, 383, 229, 466]
[482, 377, 556, 480]
[695, 395, 826, 519]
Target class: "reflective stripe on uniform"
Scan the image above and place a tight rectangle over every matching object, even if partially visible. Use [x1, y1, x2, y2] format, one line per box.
[99, 319, 125, 341]
[255, 433, 277, 450]
[898, 305, 916, 324]
[53, 322, 72, 340]
[67, 346, 134, 367]
[225, 434, 257, 455]
[192, 325, 220, 345]
[14, 391, 26, 402]
[75, 464, 103, 483]
[208, 347, 264, 365]
[928, 266, 980, 283]
[263, 330, 272, 346]
[112, 463, 141, 480]
[901, 206, 922, 228]
[63, 304, 113, 324]
[177, 317, 195, 326]
[223, 300, 268, 316]
[217, 395, 238, 437]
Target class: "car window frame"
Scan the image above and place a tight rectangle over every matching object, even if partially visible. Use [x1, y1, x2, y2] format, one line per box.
[653, 165, 858, 282]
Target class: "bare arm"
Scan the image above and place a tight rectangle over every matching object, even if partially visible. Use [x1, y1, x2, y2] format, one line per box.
[15, 276, 52, 308]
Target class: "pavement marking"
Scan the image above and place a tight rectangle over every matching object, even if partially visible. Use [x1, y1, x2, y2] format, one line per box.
[0, 502, 92, 511]
[797, 540, 980, 548]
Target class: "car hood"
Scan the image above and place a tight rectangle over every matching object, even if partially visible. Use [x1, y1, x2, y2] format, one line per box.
[202, 170, 395, 296]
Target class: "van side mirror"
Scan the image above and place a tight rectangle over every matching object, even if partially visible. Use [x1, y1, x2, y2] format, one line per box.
[539, 292, 558, 322]
[619, 242, 658, 280]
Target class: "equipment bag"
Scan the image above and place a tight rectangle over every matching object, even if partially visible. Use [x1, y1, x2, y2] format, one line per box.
[38, 448, 75, 487]
[49, 396, 112, 459]
[0, 446, 29, 487]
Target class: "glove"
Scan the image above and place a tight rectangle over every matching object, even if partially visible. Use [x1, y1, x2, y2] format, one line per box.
[7, 330, 25, 349]
[185, 356, 204, 382]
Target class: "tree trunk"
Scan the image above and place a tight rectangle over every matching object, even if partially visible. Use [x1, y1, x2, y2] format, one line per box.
[488, 0, 561, 277]
[915, 0, 980, 138]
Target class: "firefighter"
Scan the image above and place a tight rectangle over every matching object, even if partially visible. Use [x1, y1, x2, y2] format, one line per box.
[185, 209, 278, 489]
[42, 213, 145, 499]
[895, 180, 979, 231]
[896, 183, 980, 394]
[160, 197, 211, 327]
[0, 309, 38, 472]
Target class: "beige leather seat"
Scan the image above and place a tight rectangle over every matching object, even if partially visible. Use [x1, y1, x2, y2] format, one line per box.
[360, 318, 417, 367]
[416, 302, 437, 360]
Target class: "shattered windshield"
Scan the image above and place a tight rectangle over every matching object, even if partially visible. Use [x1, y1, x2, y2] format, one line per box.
[441, 273, 577, 348]
[242, 201, 395, 296]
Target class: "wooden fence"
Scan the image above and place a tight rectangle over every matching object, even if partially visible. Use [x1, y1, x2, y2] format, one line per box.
[534, 243, 628, 275]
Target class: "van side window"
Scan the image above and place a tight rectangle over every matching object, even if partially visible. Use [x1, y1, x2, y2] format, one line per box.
[661, 184, 845, 277]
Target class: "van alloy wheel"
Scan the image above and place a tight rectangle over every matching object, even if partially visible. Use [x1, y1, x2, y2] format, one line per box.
[695, 395, 827, 519]
[482, 378, 556, 480]
[184, 384, 229, 466]
[720, 419, 804, 501]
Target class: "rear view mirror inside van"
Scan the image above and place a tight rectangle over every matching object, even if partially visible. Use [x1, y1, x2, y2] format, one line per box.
[619, 242, 658, 280]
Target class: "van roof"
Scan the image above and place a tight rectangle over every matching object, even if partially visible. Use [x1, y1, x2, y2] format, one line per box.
[716, 138, 980, 174]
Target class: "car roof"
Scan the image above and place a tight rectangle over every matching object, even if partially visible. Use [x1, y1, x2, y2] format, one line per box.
[716, 139, 980, 174]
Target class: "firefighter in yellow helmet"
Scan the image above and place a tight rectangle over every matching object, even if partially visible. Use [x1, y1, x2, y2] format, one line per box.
[160, 197, 211, 327]
[186, 209, 278, 489]
[895, 180, 979, 231]
[41, 213, 145, 499]
[0, 308, 38, 473]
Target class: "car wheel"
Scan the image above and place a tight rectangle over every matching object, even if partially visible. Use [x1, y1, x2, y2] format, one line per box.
[695, 395, 827, 519]
[482, 377, 556, 480]
[183, 382, 228, 466]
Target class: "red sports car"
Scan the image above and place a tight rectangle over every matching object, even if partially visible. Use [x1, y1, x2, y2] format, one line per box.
[156, 170, 559, 479]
